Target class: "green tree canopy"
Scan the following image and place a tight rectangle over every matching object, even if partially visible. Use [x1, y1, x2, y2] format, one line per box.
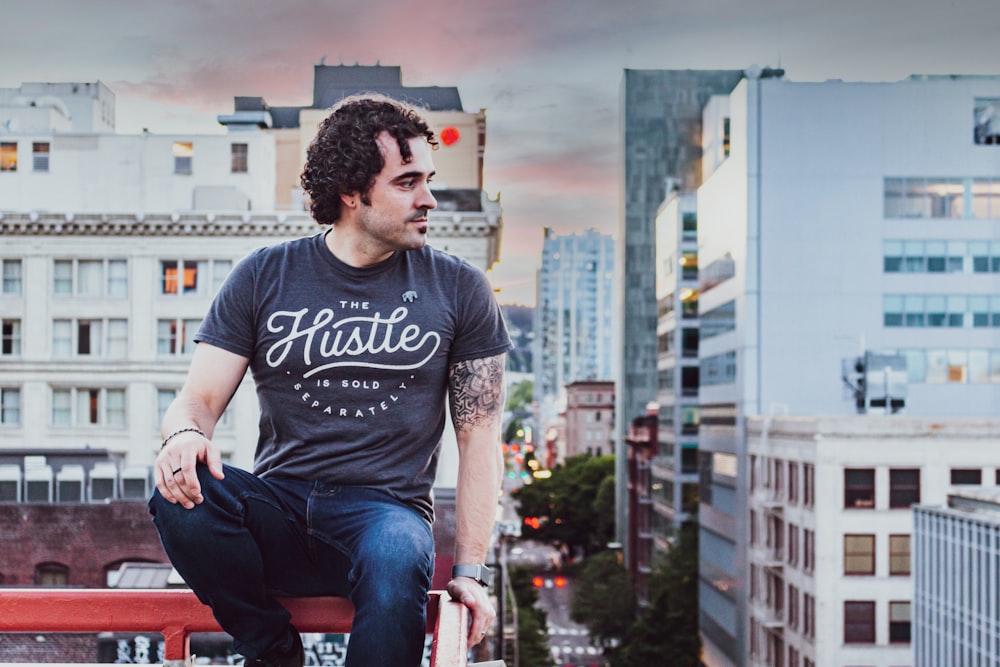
[569, 550, 634, 649]
[612, 522, 701, 667]
[512, 454, 615, 557]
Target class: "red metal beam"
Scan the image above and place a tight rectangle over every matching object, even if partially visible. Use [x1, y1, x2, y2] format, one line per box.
[0, 588, 468, 666]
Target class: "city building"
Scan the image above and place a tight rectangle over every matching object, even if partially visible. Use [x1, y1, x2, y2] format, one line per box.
[533, 227, 615, 439]
[913, 488, 1000, 667]
[616, 68, 746, 552]
[653, 190, 701, 546]
[686, 70, 1000, 667]
[623, 401, 658, 605]
[562, 380, 615, 461]
[746, 415, 1000, 667]
[0, 65, 503, 497]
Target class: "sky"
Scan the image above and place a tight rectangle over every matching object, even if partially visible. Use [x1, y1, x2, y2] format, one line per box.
[3, 0, 999, 305]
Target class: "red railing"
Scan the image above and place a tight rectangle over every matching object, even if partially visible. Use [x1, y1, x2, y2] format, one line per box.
[0, 588, 469, 666]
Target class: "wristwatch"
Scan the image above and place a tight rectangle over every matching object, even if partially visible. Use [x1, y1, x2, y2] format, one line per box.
[452, 563, 493, 588]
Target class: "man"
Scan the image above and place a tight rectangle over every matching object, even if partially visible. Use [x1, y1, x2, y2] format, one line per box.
[149, 94, 511, 667]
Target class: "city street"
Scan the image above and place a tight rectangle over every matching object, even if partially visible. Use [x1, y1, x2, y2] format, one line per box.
[500, 474, 607, 667]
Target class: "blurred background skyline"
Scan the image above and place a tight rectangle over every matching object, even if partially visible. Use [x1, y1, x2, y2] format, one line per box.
[3, 0, 999, 304]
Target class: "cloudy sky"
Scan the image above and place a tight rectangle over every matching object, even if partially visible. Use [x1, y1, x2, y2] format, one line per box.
[3, 0, 998, 304]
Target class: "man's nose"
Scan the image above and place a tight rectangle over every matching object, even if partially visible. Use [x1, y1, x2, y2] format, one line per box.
[417, 182, 437, 211]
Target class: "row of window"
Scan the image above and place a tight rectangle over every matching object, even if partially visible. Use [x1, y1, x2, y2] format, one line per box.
[1, 318, 201, 358]
[0, 141, 49, 172]
[750, 512, 817, 572]
[884, 294, 1000, 328]
[884, 239, 1000, 274]
[0, 140, 249, 175]
[844, 534, 911, 576]
[844, 467, 996, 510]
[884, 176, 1000, 219]
[845, 600, 911, 645]
[0, 258, 233, 298]
[896, 348, 1000, 384]
[0, 386, 229, 429]
[750, 456, 817, 508]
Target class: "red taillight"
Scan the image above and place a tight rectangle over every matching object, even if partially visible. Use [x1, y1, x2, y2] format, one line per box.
[532, 576, 544, 588]
[554, 576, 566, 588]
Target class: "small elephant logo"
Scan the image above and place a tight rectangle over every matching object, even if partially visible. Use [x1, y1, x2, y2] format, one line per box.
[402, 290, 418, 303]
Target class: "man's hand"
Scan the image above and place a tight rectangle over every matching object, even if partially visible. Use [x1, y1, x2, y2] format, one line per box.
[154, 432, 224, 509]
[446, 576, 496, 647]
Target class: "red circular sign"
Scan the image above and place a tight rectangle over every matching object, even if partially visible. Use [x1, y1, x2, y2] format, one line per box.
[440, 126, 460, 146]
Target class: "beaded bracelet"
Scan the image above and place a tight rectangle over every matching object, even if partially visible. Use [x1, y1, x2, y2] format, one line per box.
[161, 426, 206, 450]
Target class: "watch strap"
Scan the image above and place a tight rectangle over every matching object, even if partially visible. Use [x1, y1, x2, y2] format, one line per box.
[451, 563, 493, 587]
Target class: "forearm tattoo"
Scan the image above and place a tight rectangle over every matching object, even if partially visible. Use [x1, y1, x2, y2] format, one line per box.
[449, 354, 506, 430]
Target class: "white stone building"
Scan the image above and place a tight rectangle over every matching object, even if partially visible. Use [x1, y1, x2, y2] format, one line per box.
[0, 75, 503, 498]
[746, 415, 1000, 667]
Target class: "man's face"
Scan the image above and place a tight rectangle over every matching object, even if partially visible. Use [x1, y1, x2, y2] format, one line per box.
[355, 132, 437, 258]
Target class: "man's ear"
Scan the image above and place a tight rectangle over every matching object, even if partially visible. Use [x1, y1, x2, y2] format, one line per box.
[340, 192, 358, 209]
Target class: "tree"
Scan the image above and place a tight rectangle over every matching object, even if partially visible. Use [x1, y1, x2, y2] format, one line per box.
[512, 454, 615, 558]
[507, 566, 554, 667]
[612, 522, 701, 667]
[506, 379, 533, 413]
[569, 550, 634, 650]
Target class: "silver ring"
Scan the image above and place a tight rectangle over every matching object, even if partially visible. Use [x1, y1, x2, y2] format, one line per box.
[172, 467, 183, 476]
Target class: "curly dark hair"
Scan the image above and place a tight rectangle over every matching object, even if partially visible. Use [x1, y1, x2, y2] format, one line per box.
[300, 93, 438, 225]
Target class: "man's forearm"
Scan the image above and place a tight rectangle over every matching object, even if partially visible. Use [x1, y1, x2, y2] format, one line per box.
[454, 432, 504, 563]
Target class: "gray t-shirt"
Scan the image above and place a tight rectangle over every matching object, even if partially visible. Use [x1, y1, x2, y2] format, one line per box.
[196, 231, 512, 521]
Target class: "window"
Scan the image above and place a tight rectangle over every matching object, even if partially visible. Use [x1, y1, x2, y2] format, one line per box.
[844, 601, 876, 644]
[32, 142, 50, 172]
[0, 142, 16, 171]
[788, 462, 799, 504]
[970, 179, 1000, 219]
[700, 300, 736, 341]
[1, 388, 21, 425]
[682, 211, 697, 239]
[53, 259, 127, 297]
[889, 601, 911, 643]
[157, 389, 177, 424]
[974, 99, 1000, 145]
[884, 177, 963, 218]
[803, 463, 815, 507]
[787, 584, 799, 631]
[2, 259, 22, 294]
[787, 523, 799, 567]
[844, 534, 876, 575]
[680, 251, 698, 281]
[803, 529, 815, 573]
[927, 349, 970, 383]
[844, 468, 875, 508]
[884, 239, 965, 273]
[950, 468, 982, 485]
[803, 593, 815, 639]
[1, 319, 21, 356]
[52, 319, 128, 358]
[161, 259, 231, 296]
[157, 318, 201, 355]
[889, 468, 920, 508]
[231, 143, 248, 173]
[701, 351, 736, 386]
[173, 141, 193, 174]
[884, 294, 967, 328]
[51, 387, 126, 427]
[889, 534, 911, 575]
[35, 562, 68, 587]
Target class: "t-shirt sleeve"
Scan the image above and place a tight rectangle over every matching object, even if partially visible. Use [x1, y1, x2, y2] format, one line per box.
[194, 250, 259, 359]
[448, 262, 514, 364]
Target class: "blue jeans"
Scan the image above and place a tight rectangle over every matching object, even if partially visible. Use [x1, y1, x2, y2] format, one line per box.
[148, 464, 434, 667]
